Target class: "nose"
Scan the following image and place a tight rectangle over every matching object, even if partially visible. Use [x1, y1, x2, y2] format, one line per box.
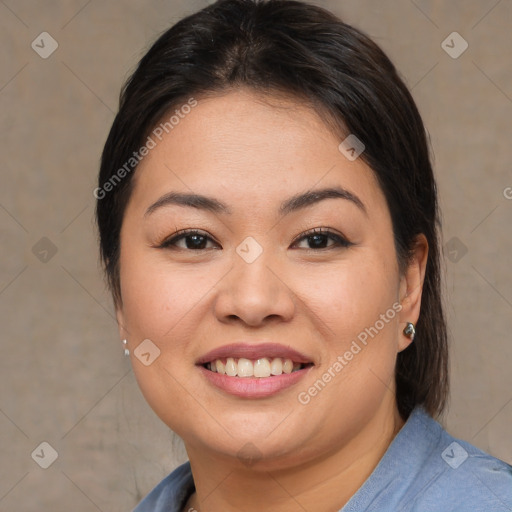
[213, 246, 296, 327]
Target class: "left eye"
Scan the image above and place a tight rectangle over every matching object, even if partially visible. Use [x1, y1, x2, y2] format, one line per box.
[292, 228, 352, 250]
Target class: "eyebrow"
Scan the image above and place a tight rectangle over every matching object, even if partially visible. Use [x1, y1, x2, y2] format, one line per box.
[144, 186, 367, 218]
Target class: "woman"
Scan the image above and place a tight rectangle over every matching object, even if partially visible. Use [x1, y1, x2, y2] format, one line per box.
[96, 1, 512, 510]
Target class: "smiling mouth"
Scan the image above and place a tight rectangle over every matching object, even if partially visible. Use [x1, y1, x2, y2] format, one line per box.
[202, 357, 314, 378]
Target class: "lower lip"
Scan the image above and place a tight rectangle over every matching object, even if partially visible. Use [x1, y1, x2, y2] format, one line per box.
[197, 365, 313, 398]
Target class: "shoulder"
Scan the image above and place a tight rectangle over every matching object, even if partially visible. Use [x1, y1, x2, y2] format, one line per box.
[132, 461, 195, 512]
[404, 409, 512, 511]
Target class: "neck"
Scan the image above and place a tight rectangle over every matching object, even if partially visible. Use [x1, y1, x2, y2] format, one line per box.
[184, 402, 405, 512]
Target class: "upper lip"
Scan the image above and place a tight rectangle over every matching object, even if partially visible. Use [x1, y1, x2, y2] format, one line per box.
[196, 343, 314, 365]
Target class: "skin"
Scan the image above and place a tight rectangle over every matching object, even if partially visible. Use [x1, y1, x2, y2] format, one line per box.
[116, 88, 428, 512]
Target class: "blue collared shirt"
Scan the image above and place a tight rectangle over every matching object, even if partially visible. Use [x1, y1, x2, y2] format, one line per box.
[133, 407, 512, 511]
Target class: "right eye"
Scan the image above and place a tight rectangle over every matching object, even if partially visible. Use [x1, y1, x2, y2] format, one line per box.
[158, 229, 220, 250]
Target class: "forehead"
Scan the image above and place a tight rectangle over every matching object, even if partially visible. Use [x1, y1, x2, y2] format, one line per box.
[129, 88, 386, 219]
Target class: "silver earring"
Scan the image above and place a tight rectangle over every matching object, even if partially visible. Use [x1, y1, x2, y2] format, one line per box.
[122, 339, 130, 356]
[403, 322, 415, 341]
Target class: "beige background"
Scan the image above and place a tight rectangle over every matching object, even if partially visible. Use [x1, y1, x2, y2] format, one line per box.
[1, 0, 511, 510]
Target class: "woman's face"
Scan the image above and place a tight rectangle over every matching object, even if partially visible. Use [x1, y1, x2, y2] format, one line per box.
[117, 88, 419, 469]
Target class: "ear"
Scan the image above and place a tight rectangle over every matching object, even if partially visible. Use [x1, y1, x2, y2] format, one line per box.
[398, 234, 428, 352]
[115, 304, 129, 344]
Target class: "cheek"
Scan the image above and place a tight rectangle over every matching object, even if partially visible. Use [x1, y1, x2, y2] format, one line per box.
[298, 254, 399, 347]
[119, 249, 212, 339]
[296, 251, 400, 407]
[118, 247, 209, 430]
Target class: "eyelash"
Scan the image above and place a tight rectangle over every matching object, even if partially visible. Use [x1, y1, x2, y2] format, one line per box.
[157, 227, 353, 251]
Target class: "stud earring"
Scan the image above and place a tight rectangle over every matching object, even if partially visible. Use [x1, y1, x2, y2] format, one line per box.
[122, 339, 130, 356]
[403, 322, 416, 341]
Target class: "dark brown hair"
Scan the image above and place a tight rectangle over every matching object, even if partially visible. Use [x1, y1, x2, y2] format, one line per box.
[96, 0, 449, 419]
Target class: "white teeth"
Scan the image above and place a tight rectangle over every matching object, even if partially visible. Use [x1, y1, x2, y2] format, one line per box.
[225, 357, 237, 376]
[253, 358, 271, 378]
[208, 357, 305, 377]
[270, 358, 283, 375]
[216, 359, 225, 375]
[237, 358, 254, 377]
[282, 359, 293, 374]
